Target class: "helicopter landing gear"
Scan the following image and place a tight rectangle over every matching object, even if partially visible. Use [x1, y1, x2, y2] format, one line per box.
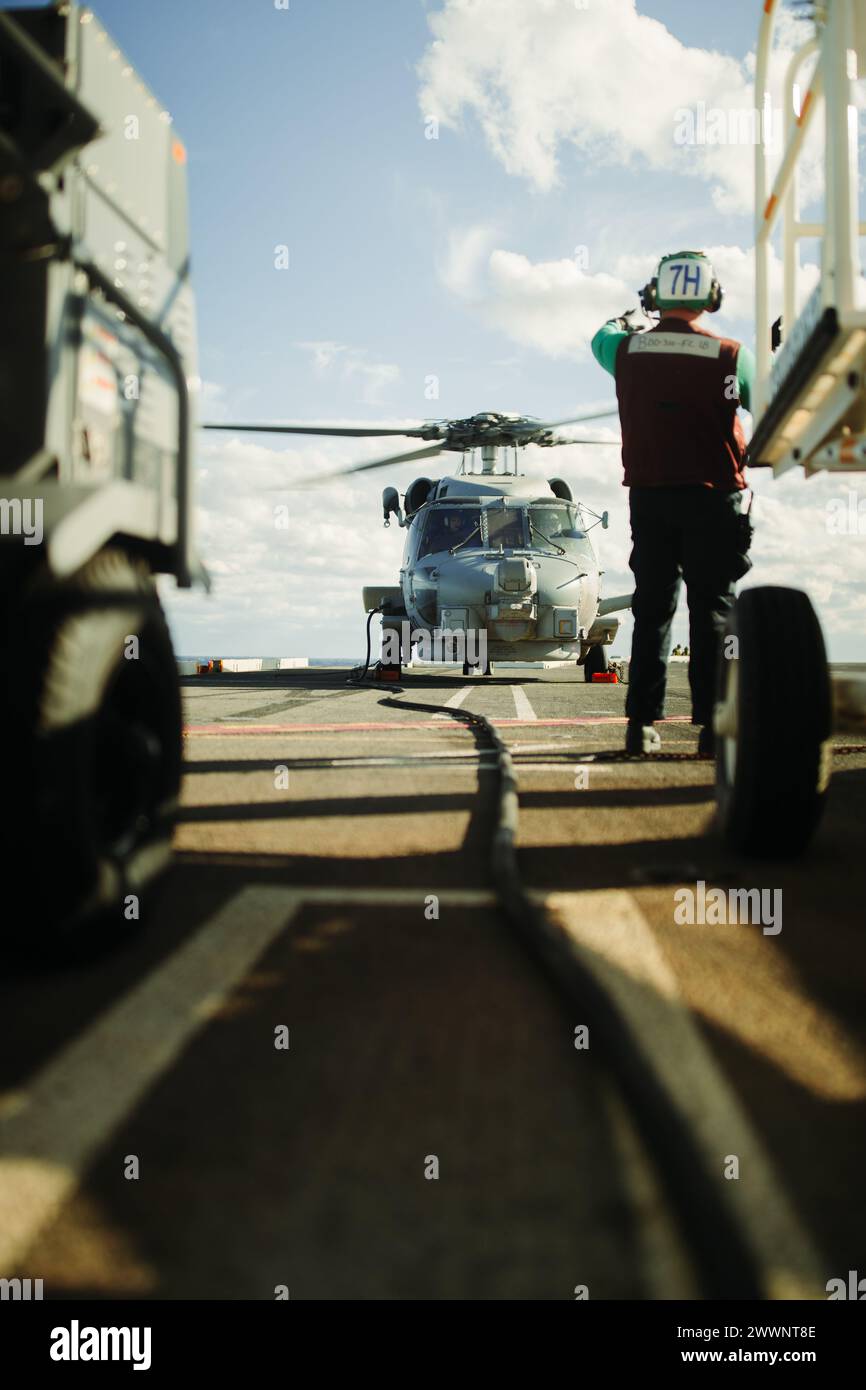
[583, 644, 609, 682]
[714, 586, 832, 858]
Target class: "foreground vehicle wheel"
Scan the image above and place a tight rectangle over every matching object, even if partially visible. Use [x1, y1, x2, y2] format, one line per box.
[584, 644, 609, 682]
[714, 586, 832, 858]
[6, 549, 182, 958]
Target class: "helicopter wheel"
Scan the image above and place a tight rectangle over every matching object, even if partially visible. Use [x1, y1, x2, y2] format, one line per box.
[714, 586, 832, 858]
[463, 659, 494, 676]
[583, 644, 609, 682]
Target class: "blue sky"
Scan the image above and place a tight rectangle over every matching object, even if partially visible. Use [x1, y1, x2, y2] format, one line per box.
[84, 0, 750, 424]
[22, 0, 866, 656]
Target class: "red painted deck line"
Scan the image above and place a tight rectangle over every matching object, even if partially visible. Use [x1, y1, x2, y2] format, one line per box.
[185, 716, 694, 736]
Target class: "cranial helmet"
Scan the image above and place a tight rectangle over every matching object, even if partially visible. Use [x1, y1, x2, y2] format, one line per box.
[639, 250, 723, 314]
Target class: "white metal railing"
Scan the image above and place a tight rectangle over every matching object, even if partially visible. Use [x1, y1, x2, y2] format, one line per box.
[754, 0, 864, 423]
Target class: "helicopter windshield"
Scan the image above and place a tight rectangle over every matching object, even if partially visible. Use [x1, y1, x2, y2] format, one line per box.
[418, 506, 483, 558]
[485, 506, 527, 549]
[527, 502, 587, 548]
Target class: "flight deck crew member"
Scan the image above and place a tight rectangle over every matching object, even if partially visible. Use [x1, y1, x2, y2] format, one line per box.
[591, 251, 756, 756]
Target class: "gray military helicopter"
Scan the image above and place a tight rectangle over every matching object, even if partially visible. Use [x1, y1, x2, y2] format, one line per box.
[205, 408, 631, 678]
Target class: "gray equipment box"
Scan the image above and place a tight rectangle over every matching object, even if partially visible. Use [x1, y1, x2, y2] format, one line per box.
[0, 3, 201, 955]
[0, 1, 199, 586]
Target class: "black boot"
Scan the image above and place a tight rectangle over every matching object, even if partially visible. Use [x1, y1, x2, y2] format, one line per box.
[697, 725, 715, 758]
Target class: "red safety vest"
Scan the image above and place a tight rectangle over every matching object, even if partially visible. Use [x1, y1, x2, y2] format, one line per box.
[614, 318, 747, 489]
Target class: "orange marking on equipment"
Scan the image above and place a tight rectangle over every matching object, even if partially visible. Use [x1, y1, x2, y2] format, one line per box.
[764, 193, 778, 221]
[797, 89, 813, 125]
[172, 138, 187, 165]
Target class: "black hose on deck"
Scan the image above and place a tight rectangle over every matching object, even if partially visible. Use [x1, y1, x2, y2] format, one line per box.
[379, 692, 763, 1301]
[348, 605, 384, 685]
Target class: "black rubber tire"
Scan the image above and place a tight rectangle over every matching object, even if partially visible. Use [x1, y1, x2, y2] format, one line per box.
[5, 548, 182, 958]
[584, 644, 609, 682]
[715, 586, 832, 858]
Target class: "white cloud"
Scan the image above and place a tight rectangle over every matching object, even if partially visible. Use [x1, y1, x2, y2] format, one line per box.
[440, 224, 499, 297]
[163, 432, 421, 657]
[296, 341, 401, 405]
[297, 340, 349, 371]
[703, 245, 820, 330]
[419, 0, 819, 214]
[440, 227, 636, 358]
[343, 357, 401, 403]
[438, 230, 824, 357]
[486, 248, 636, 356]
[743, 471, 866, 638]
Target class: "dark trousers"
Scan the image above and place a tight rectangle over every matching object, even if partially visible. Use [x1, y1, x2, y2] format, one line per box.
[626, 485, 743, 727]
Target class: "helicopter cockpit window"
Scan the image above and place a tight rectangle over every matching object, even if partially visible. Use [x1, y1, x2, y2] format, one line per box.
[485, 507, 527, 550]
[418, 507, 483, 558]
[528, 503, 587, 547]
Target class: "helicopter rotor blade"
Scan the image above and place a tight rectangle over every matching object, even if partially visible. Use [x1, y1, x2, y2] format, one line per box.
[548, 436, 622, 446]
[265, 442, 445, 489]
[202, 420, 437, 439]
[529, 406, 621, 430]
[317, 441, 445, 480]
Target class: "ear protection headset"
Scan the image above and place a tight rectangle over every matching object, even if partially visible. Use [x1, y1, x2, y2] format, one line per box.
[639, 250, 723, 314]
